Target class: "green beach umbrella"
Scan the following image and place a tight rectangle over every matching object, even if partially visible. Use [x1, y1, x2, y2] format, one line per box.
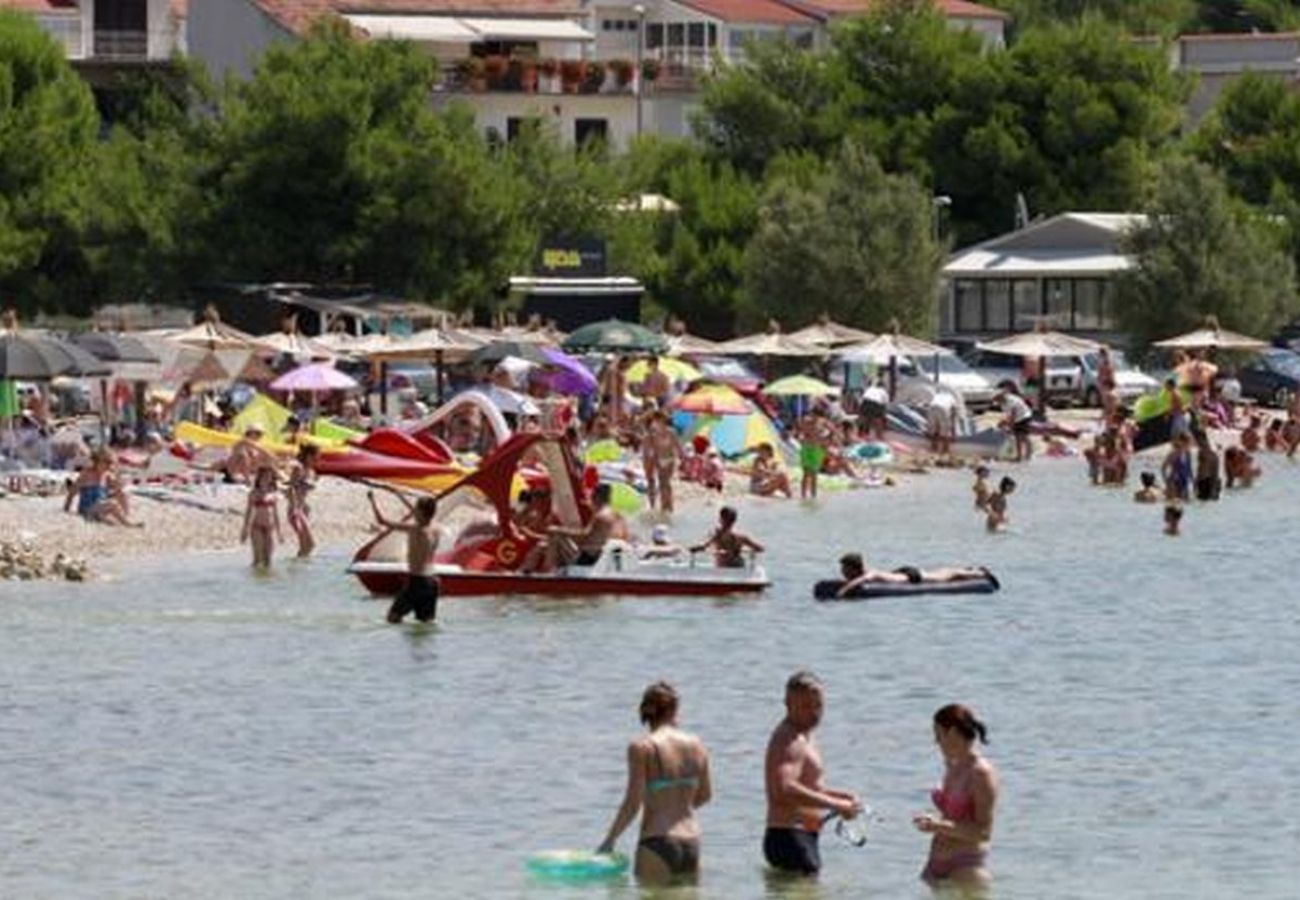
[562, 319, 668, 354]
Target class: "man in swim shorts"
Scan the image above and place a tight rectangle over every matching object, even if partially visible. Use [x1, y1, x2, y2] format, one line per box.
[764, 671, 862, 876]
[834, 553, 985, 598]
[798, 409, 832, 500]
[368, 491, 442, 623]
[526, 483, 624, 571]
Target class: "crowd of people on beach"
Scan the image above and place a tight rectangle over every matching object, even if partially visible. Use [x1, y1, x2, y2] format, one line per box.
[597, 674, 998, 890]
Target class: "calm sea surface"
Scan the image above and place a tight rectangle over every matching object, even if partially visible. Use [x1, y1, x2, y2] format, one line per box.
[3, 456, 1299, 899]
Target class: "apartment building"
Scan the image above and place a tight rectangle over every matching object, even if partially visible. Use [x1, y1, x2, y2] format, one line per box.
[2, 0, 185, 66]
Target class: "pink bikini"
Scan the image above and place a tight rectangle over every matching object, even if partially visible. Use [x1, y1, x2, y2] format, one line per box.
[921, 785, 987, 882]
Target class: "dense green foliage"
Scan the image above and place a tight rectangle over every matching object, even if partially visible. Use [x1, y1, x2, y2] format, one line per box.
[1115, 158, 1298, 348]
[5, 1, 1300, 340]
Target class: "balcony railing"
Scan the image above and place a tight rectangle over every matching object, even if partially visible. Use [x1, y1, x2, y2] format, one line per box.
[94, 29, 148, 60]
[435, 54, 715, 97]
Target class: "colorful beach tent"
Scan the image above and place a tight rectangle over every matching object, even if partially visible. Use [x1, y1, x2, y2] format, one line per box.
[232, 393, 291, 438]
[685, 409, 788, 460]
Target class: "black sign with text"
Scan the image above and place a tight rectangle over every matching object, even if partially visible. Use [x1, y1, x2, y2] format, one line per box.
[536, 237, 606, 277]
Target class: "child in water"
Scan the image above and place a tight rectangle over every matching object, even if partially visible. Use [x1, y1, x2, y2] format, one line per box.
[241, 464, 283, 568]
[972, 465, 991, 511]
[1241, 416, 1262, 453]
[986, 476, 1016, 532]
[1161, 434, 1193, 502]
[1133, 472, 1161, 503]
[1163, 503, 1183, 536]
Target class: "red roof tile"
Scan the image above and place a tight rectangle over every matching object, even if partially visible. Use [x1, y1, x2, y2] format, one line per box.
[676, 0, 818, 25]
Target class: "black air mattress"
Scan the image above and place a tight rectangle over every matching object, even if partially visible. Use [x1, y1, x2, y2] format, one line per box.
[814, 571, 1000, 601]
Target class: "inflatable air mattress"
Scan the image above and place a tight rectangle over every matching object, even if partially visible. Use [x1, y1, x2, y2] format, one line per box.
[814, 571, 1000, 601]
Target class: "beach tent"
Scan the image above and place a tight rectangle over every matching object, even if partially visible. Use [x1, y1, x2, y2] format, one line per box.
[685, 409, 790, 461]
[232, 393, 292, 438]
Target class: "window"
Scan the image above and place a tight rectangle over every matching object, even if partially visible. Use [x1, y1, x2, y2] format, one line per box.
[790, 27, 814, 48]
[955, 280, 983, 332]
[507, 117, 541, 142]
[688, 23, 705, 47]
[984, 279, 1011, 332]
[1044, 278, 1072, 329]
[668, 23, 684, 47]
[575, 118, 608, 148]
[602, 19, 612, 30]
[646, 23, 663, 49]
[1012, 280, 1040, 330]
[707, 23, 717, 46]
[614, 19, 625, 31]
[1073, 279, 1107, 330]
[627, 19, 640, 31]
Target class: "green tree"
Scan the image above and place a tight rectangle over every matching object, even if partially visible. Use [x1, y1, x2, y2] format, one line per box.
[987, 1, 1196, 34]
[202, 21, 525, 308]
[1115, 157, 1298, 348]
[1190, 72, 1300, 207]
[742, 142, 945, 334]
[0, 11, 99, 316]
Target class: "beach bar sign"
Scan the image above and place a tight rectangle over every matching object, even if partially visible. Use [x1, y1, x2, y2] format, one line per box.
[537, 237, 606, 278]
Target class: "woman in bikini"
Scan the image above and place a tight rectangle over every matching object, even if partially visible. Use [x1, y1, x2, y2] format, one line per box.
[598, 682, 713, 886]
[241, 464, 283, 569]
[285, 444, 318, 558]
[914, 703, 999, 888]
[644, 411, 682, 514]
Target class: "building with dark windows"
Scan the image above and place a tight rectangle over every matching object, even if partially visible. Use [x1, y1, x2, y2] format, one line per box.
[940, 213, 1144, 344]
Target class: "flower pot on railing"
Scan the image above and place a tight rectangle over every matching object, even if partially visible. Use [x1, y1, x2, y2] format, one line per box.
[581, 60, 606, 94]
[537, 57, 560, 93]
[560, 59, 586, 94]
[609, 58, 635, 90]
[483, 54, 509, 90]
[456, 56, 486, 91]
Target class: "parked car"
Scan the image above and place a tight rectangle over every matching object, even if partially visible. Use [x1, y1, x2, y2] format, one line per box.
[904, 355, 998, 411]
[962, 349, 1084, 406]
[1078, 351, 1159, 406]
[1236, 348, 1300, 409]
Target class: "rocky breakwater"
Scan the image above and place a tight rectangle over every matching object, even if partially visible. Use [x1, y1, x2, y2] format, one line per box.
[1, 540, 89, 582]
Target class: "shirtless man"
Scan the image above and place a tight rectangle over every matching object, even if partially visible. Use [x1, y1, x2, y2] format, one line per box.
[835, 553, 985, 598]
[637, 356, 673, 409]
[368, 491, 441, 623]
[690, 506, 763, 568]
[532, 483, 624, 571]
[763, 671, 862, 877]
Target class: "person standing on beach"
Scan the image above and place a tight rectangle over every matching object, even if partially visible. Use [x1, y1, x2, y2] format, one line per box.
[597, 682, 713, 886]
[998, 386, 1034, 462]
[368, 490, 441, 623]
[798, 409, 832, 499]
[763, 671, 862, 877]
[285, 444, 318, 558]
[914, 703, 999, 889]
[241, 464, 283, 569]
[643, 411, 682, 514]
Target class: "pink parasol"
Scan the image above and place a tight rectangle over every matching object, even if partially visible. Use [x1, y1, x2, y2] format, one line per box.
[270, 362, 358, 393]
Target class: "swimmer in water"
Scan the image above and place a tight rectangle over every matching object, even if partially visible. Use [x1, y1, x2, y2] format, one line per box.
[690, 506, 764, 568]
[914, 704, 999, 889]
[1133, 471, 1160, 504]
[985, 477, 1015, 532]
[1164, 503, 1183, 536]
[597, 682, 713, 886]
[971, 465, 991, 512]
[834, 553, 987, 598]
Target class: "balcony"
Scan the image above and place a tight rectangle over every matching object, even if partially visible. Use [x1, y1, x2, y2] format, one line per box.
[435, 54, 709, 97]
[94, 29, 148, 60]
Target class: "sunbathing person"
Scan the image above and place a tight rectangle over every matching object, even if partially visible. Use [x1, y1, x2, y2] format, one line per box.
[834, 553, 985, 598]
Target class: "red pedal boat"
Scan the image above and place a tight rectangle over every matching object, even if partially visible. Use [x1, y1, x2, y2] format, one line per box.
[348, 432, 769, 598]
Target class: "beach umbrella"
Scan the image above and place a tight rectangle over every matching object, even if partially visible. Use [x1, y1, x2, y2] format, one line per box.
[838, 330, 954, 400]
[270, 361, 359, 393]
[763, 374, 838, 397]
[976, 329, 1103, 412]
[686, 409, 788, 459]
[673, 383, 752, 416]
[496, 325, 565, 345]
[256, 330, 335, 360]
[1153, 317, 1269, 351]
[788, 316, 876, 348]
[0, 333, 112, 379]
[236, 354, 278, 385]
[563, 319, 669, 354]
[665, 332, 724, 356]
[186, 352, 230, 388]
[716, 330, 824, 358]
[471, 341, 553, 366]
[625, 357, 701, 385]
[540, 347, 598, 396]
[312, 332, 364, 358]
[170, 311, 270, 352]
[71, 332, 159, 364]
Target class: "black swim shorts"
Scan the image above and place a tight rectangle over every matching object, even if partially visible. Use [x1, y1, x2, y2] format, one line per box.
[893, 565, 923, 584]
[763, 827, 820, 875]
[388, 575, 439, 623]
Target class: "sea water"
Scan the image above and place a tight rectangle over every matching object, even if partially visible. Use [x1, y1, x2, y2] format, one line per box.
[2, 457, 1299, 899]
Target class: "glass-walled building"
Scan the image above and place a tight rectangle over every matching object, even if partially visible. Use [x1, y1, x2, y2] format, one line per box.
[940, 213, 1143, 343]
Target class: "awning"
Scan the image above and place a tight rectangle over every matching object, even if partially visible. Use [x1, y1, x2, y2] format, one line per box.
[347, 14, 595, 43]
[344, 14, 479, 42]
[459, 17, 595, 42]
[943, 249, 1134, 278]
